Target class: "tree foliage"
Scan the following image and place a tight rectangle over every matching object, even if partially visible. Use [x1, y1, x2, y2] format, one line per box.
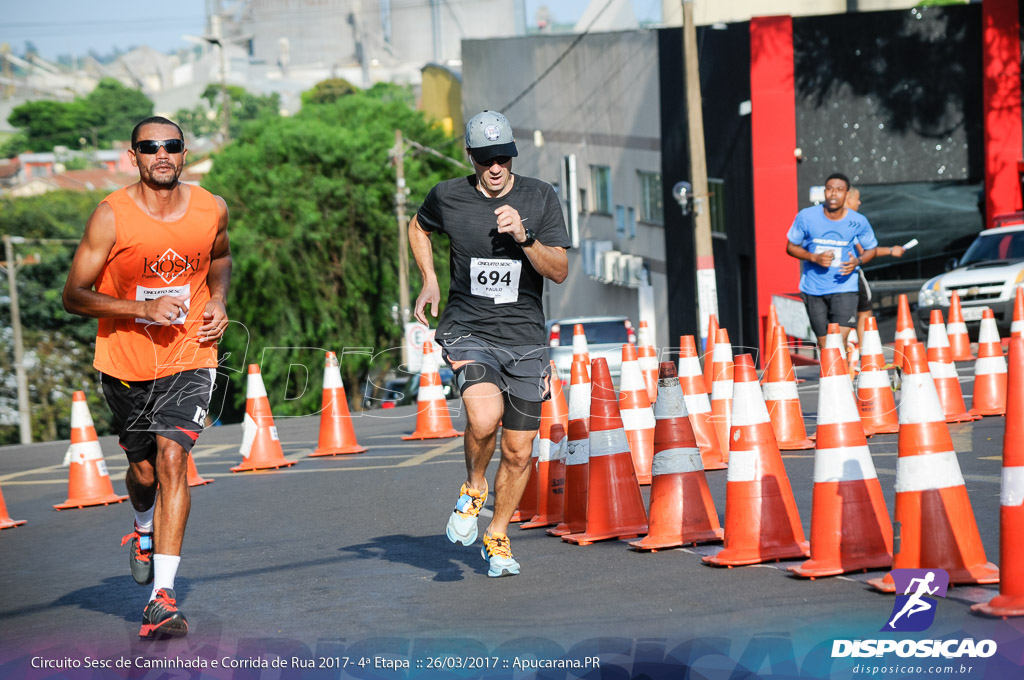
[6, 79, 153, 151]
[176, 85, 282, 141]
[202, 83, 464, 416]
[301, 78, 360, 106]
[0, 191, 111, 445]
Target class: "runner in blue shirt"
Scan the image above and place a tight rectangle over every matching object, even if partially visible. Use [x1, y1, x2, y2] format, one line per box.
[786, 173, 878, 349]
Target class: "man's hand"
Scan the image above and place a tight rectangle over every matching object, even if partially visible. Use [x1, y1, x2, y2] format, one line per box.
[891, 245, 905, 258]
[199, 300, 228, 342]
[143, 294, 189, 325]
[495, 205, 526, 242]
[812, 250, 835, 268]
[839, 252, 860, 276]
[414, 280, 441, 325]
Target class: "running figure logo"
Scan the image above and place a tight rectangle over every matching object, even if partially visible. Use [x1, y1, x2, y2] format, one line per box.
[881, 569, 949, 632]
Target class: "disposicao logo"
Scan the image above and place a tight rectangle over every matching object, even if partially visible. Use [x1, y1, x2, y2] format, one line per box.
[831, 569, 997, 659]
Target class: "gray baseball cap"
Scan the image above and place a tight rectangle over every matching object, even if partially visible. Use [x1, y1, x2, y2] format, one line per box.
[465, 110, 518, 164]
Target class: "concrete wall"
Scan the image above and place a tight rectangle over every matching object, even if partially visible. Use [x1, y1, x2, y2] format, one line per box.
[462, 31, 671, 348]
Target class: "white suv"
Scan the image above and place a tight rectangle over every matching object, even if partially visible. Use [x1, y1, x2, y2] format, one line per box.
[917, 222, 1024, 337]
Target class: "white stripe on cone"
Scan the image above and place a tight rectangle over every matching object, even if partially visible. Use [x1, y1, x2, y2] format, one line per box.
[928, 361, 960, 380]
[762, 381, 799, 402]
[1002, 467, 1024, 507]
[621, 407, 656, 430]
[240, 412, 257, 458]
[711, 380, 733, 401]
[418, 385, 446, 402]
[683, 393, 712, 414]
[976, 357, 1008, 375]
[857, 370, 891, 389]
[568, 383, 591, 422]
[898, 370, 946, 425]
[895, 450, 966, 492]
[726, 449, 760, 482]
[535, 437, 567, 462]
[815, 375, 860, 424]
[730, 381, 771, 427]
[652, 447, 704, 475]
[813, 445, 878, 483]
[247, 372, 268, 398]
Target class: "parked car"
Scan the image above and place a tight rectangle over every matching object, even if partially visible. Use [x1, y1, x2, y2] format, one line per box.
[545, 315, 635, 383]
[363, 369, 460, 409]
[916, 220, 1024, 337]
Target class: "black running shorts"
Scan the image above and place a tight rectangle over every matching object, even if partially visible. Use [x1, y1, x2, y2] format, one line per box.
[857, 269, 872, 313]
[802, 292, 859, 338]
[101, 368, 216, 463]
[439, 334, 550, 431]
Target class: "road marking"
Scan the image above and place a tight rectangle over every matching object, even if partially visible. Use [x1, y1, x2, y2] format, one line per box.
[874, 467, 1000, 484]
[396, 438, 464, 467]
[978, 455, 1002, 461]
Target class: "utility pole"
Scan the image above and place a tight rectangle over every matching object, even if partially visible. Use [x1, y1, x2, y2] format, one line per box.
[682, 0, 719, 350]
[212, 14, 231, 146]
[3, 235, 32, 444]
[394, 129, 411, 366]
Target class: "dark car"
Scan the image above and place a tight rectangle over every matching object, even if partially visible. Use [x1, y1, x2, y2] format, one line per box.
[362, 369, 459, 409]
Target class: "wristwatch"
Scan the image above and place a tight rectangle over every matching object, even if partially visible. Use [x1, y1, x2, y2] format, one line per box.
[520, 228, 537, 248]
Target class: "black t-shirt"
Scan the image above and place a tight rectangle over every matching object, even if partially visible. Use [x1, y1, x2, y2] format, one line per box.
[416, 174, 570, 346]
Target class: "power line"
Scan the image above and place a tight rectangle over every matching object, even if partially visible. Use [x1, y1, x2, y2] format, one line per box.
[500, 0, 615, 113]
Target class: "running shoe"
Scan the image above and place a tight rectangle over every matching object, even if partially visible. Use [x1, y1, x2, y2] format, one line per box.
[139, 588, 188, 639]
[481, 532, 520, 577]
[121, 524, 154, 585]
[445, 482, 487, 546]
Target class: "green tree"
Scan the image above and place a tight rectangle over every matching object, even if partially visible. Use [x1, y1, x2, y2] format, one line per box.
[0, 191, 111, 445]
[301, 78, 360, 107]
[200, 84, 281, 140]
[202, 85, 463, 416]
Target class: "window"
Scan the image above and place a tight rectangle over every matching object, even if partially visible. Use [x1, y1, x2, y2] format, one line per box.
[615, 205, 626, 237]
[708, 177, 726, 236]
[590, 165, 612, 214]
[637, 171, 663, 224]
[628, 206, 636, 238]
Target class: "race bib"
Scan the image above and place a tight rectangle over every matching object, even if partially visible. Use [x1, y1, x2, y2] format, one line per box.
[814, 245, 844, 267]
[470, 258, 521, 304]
[135, 283, 190, 325]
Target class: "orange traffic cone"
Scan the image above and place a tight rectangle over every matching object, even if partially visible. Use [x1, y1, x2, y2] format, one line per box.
[703, 354, 809, 566]
[310, 351, 367, 456]
[404, 342, 463, 440]
[231, 365, 296, 472]
[629, 362, 722, 551]
[186, 453, 212, 487]
[549, 359, 590, 537]
[0, 484, 26, 529]
[678, 335, 727, 471]
[825, 323, 847, 361]
[763, 328, 814, 450]
[857, 316, 899, 435]
[867, 342, 999, 591]
[522, 362, 569, 529]
[893, 294, 917, 370]
[764, 303, 781, 362]
[789, 347, 892, 578]
[973, 336, 1024, 617]
[709, 328, 734, 465]
[703, 314, 719, 393]
[970, 308, 1008, 417]
[620, 343, 656, 485]
[637, 320, 659, 403]
[1013, 288, 1024, 342]
[947, 292, 975, 361]
[55, 391, 129, 509]
[571, 323, 590, 364]
[926, 310, 978, 423]
[562, 357, 648, 545]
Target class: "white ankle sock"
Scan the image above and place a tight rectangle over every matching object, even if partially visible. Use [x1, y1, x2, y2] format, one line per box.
[134, 505, 154, 534]
[150, 554, 180, 601]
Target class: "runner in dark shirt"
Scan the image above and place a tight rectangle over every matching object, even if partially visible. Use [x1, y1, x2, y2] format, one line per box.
[409, 110, 569, 577]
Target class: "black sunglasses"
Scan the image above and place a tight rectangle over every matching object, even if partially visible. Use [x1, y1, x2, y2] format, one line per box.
[475, 155, 512, 166]
[134, 139, 185, 154]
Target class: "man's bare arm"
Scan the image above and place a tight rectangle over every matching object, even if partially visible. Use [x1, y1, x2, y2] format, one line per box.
[409, 215, 440, 325]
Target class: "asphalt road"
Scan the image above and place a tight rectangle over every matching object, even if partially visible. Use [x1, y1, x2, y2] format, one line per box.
[0, 357, 1022, 679]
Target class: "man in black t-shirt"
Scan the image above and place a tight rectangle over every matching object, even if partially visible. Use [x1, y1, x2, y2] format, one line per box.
[410, 110, 570, 577]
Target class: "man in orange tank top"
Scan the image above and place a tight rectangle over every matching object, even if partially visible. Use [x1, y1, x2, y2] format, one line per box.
[63, 116, 231, 640]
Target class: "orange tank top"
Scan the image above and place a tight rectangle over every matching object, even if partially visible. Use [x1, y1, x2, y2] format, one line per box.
[93, 185, 220, 381]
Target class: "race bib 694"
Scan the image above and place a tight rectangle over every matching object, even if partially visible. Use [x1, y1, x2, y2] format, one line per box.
[470, 258, 521, 304]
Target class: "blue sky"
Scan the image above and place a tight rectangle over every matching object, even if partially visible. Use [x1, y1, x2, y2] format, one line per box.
[3, 0, 662, 62]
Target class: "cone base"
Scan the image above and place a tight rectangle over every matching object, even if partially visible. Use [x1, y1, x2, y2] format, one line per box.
[862, 421, 899, 435]
[402, 429, 463, 440]
[562, 524, 649, 545]
[547, 523, 572, 536]
[230, 460, 296, 473]
[945, 411, 981, 423]
[0, 518, 26, 529]
[951, 355, 975, 362]
[703, 541, 810, 567]
[520, 515, 560, 529]
[972, 596, 1024, 618]
[869, 563, 1000, 592]
[969, 408, 1006, 417]
[628, 527, 723, 551]
[788, 554, 892, 579]
[777, 438, 815, 451]
[54, 493, 128, 510]
[637, 475, 651, 486]
[309, 444, 368, 457]
[187, 477, 214, 487]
